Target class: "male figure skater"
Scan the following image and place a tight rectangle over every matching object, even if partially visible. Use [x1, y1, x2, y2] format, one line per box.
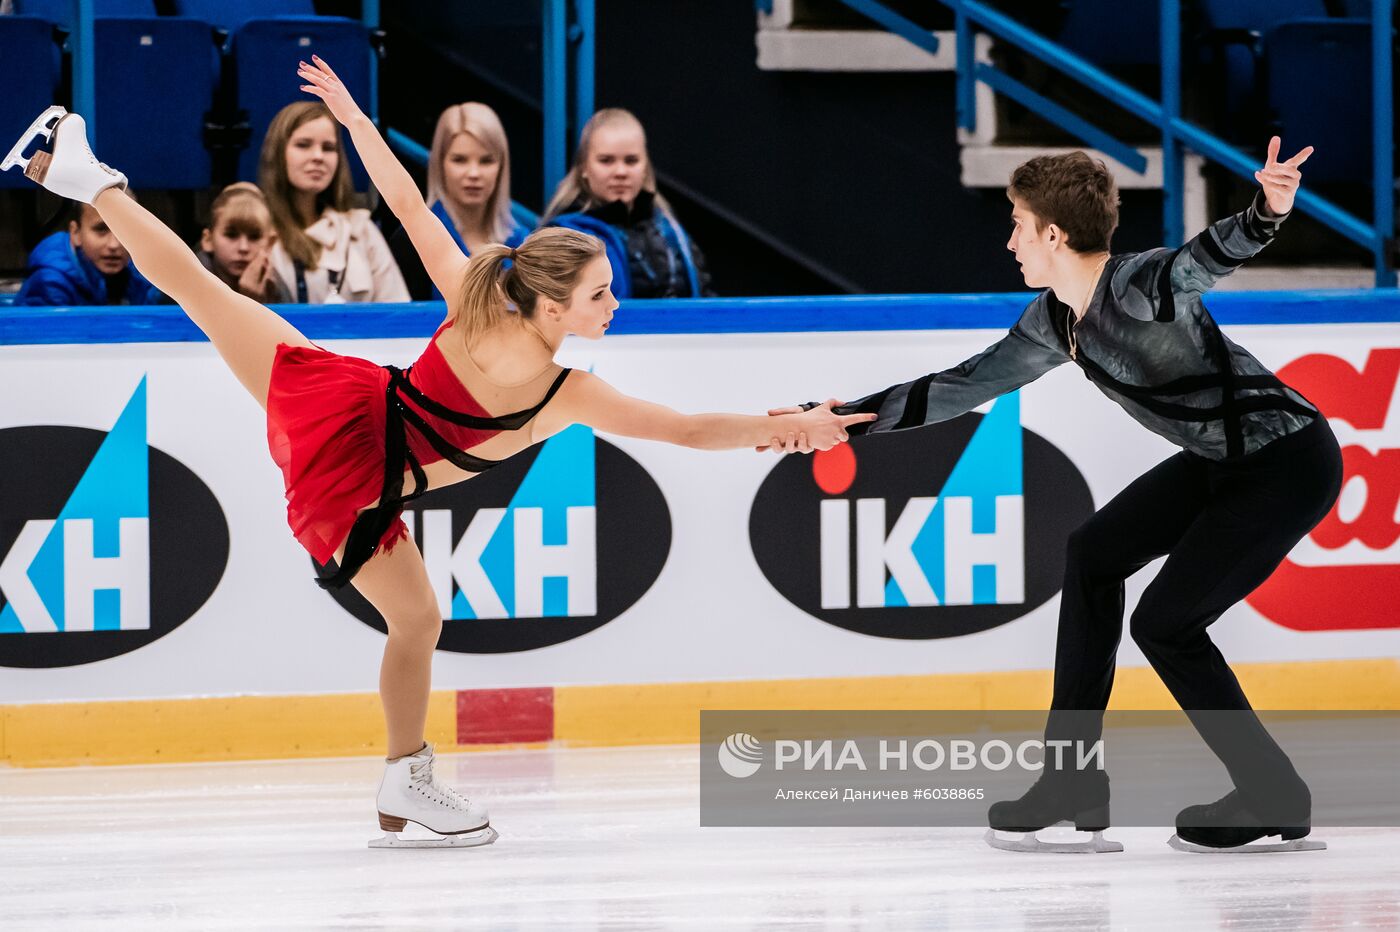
[776, 139, 1339, 852]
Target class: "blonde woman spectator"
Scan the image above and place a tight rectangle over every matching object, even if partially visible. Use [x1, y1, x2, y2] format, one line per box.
[543, 108, 711, 299]
[200, 182, 281, 302]
[389, 102, 528, 301]
[258, 101, 408, 304]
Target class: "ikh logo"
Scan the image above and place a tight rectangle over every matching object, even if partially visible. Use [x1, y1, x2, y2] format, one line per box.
[718, 733, 764, 779]
[329, 424, 672, 652]
[1247, 349, 1400, 630]
[750, 394, 1095, 639]
[0, 378, 229, 668]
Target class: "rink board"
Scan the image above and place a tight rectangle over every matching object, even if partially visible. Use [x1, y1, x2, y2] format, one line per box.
[1, 293, 1398, 764]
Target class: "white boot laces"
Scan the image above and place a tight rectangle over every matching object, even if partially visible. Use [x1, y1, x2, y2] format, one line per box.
[64, 120, 118, 179]
[408, 754, 471, 811]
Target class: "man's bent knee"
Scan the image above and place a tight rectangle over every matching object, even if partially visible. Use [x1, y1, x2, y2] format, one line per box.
[1063, 523, 1112, 578]
[1128, 599, 1183, 656]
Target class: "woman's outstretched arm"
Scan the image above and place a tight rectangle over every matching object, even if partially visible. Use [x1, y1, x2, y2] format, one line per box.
[298, 56, 468, 300]
[539, 371, 874, 452]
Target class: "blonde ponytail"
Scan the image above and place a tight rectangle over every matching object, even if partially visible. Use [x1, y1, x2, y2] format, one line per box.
[452, 243, 515, 344]
[452, 228, 605, 345]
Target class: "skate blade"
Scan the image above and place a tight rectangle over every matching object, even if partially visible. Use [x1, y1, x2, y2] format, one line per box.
[1, 105, 66, 173]
[368, 825, 498, 849]
[985, 827, 1123, 854]
[1168, 833, 1326, 854]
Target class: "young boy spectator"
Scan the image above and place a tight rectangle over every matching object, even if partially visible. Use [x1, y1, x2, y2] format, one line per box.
[15, 197, 162, 305]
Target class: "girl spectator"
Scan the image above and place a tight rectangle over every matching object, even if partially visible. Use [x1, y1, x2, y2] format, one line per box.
[543, 108, 712, 299]
[389, 102, 528, 301]
[258, 101, 408, 304]
[199, 182, 281, 302]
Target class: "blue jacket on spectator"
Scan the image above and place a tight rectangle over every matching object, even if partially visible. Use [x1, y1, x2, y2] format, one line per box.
[546, 194, 705, 299]
[430, 200, 527, 299]
[388, 201, 531, 302]
[15, 232, 162, 306]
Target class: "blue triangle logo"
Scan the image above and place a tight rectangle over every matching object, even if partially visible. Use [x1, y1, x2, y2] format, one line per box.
[451, 424, 596, 619]
[1, 378, 149, 634]
[909, 392, 1022, 606]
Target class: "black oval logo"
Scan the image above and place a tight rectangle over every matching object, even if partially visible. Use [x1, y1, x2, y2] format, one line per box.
[0, 382, 230, 667]
[749, 395, 1094, 638]
[326, 425, 672, 653]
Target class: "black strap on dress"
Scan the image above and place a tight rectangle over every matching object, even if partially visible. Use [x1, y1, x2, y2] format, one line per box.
[314, 365, 572, 590]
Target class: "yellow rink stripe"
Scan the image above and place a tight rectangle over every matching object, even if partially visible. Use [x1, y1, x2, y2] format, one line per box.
[1, 658, 1396, 768]
[551, 658, 1400, 747]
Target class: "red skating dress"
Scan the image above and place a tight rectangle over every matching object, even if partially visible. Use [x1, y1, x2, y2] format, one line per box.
[265, 324, 571, 588]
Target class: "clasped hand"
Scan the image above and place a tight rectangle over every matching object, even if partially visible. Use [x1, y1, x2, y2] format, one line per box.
[758, 400, 870, 454]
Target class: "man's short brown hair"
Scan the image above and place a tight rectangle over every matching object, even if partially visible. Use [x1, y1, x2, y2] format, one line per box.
[1007, 152, 1119, 253]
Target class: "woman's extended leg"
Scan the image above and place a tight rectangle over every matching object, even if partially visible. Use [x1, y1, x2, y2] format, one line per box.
[345, 535, 442, 758]
[91, 187, 312, 407]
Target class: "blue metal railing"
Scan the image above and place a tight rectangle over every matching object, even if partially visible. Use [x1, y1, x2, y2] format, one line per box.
[542, 0, 595, 198]
[363, 0, 380, 124]
[73, 0, 95, 143]
[5, 290, 1399, 346]
[828, 0, 1396, 287]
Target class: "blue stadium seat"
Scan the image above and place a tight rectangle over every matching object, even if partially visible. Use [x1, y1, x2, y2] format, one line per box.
[172, 0, 316, 34]
[1057, 0, 1160, 69]
[17, 0, 156, 31]
[0, 16, 62, 190]
[174, 1, 372, 190]
[1195, 0, 1330, 138]
[1265, 18, 1372, 184]
[226, 16, 372, 188]
[14, 0, 218, 190]
[90, 17, 218, 189]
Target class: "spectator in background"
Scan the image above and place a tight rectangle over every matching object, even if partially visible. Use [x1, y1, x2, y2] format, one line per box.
[15, 196, 161, 306]
[543, 108, 713, 299]
[200, 182, 282, 302]
[259, 101, 408, 304]
[389, 102, 528, 301]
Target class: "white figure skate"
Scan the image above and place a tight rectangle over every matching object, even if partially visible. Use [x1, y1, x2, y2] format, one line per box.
[2, 106, 128, 203]
[368, 743, 498, 849]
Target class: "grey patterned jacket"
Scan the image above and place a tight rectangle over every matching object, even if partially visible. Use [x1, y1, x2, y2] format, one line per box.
[835, 193, 1318, 460]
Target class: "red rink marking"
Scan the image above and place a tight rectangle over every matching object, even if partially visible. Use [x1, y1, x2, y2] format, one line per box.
[456, 687, 555, 744]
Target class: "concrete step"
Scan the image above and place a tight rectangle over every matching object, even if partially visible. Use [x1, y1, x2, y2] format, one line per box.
[756, 27, 954, 71]
[756, 0, 952, 71]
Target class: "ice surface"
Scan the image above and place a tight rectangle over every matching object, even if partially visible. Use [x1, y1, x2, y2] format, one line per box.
[1, 745, 1395, 930]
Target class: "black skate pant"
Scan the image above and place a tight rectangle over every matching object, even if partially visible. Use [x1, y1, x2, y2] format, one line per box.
[1046, 415, 1343, 813]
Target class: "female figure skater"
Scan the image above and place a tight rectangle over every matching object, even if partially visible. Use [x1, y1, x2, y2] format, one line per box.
[773, 143, 1338, 853]
[2, 57, 871, 848]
